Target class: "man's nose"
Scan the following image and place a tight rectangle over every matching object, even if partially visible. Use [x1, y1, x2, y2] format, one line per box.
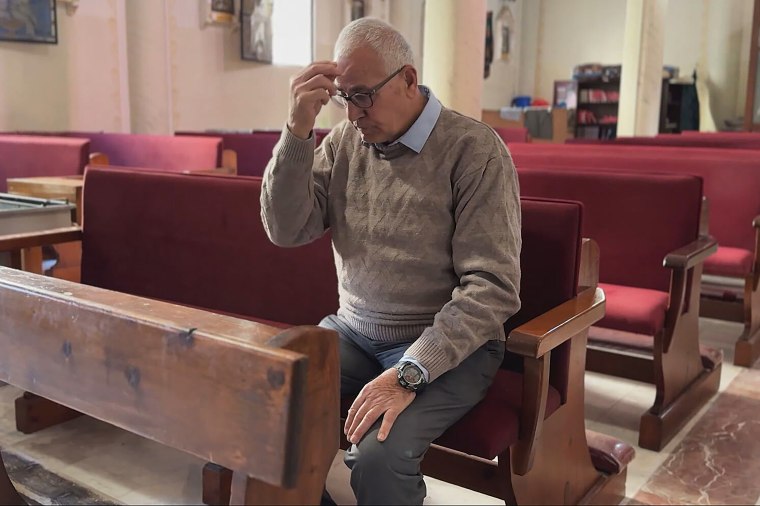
[346, 102, 365, 123]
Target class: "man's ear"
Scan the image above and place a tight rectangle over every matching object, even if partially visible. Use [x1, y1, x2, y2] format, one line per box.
[403, 66, 418, 92]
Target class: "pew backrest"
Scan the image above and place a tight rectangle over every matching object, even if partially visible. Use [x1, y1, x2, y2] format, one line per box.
[517, 168, 702, 292]
[81, 167, 338, 325]
[510, 143, 760, 252]
[0, 136, 89, 192]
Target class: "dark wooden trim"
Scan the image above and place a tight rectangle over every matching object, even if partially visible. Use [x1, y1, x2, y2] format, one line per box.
[663, 236, 717, 270]
[0, 227, 82, 252]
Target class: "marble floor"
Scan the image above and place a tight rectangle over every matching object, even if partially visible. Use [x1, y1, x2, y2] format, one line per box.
[0, 317, 757, 505]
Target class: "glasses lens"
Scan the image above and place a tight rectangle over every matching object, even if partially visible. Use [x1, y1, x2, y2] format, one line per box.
[352, 94, 373, 109]
[331, 95, 348, 108]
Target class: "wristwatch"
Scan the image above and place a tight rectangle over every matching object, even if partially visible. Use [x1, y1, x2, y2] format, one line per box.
[395, 361, 427, 392]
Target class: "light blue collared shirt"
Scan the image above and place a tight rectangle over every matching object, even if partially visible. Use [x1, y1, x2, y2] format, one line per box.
[377, 85, 442, 154]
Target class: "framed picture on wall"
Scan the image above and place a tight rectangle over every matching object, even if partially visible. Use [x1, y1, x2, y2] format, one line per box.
[0, 0, 57, 44]
[202, 0, 235, 26]
[241, 0, 273, 63]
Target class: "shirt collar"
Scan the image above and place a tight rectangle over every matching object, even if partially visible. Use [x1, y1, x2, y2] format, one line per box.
[375, 86, 442, 154]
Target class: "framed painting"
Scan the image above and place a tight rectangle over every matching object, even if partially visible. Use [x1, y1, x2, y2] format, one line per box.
[241, 0, 273, 63]
[202, 0, 234, 26]
[0, 0, 57, 44]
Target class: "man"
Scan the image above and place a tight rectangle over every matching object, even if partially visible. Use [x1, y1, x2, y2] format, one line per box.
[261, 17, 521, 505]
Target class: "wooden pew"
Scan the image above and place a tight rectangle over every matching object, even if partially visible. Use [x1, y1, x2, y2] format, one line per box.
[0, 136, 89, 192]
[0, 170, 634, 504]
[0, 267, 338, 505]
[175, 130, 330, 178]
[510, 142, 760, 367]
[517, 168, 720, 451]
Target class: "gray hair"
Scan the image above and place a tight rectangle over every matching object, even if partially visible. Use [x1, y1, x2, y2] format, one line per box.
[334, 17, 415, 73]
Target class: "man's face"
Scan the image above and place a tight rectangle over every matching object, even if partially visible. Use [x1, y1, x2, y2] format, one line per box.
[334, 46, 411, 144]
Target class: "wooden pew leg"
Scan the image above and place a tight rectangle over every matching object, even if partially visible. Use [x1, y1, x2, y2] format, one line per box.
[15, 393, 81, 434]
[639, 356, 721, 451]
[0, 451, 26, 506]
[202, 463, 232, 506]
[735, 277, 760, 367]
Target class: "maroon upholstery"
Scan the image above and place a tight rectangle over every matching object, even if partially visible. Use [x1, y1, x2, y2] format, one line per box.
[493, 127, 530, 144]
[517, 168, 702, 293]
[597, 283, 670, 335]
[431, 197, 583, 459]
[177, 130, 330, 177]
[66, 132, 223, 172]
[0, 135, 89, 192]
[510, 143, 759, 278]
[704, 246, 754, 278]
[80, 167, 338, 325]
[434, 370, 562, 459]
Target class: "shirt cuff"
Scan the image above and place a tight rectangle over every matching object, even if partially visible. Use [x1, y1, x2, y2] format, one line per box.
[400, 356, 430, 383]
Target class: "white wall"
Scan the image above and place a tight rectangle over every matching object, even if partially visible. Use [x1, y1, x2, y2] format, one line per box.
[0, 0, 129, 132]
[482, 0, 524, 109]
[664, 0, 754, 128]
[1, 0, 754, 133]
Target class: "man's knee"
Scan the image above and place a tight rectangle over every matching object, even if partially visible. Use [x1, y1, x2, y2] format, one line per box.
[346, 427, 420, 477]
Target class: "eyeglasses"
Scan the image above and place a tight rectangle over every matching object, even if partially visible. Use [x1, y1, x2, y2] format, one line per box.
[332, 66, 405, 109]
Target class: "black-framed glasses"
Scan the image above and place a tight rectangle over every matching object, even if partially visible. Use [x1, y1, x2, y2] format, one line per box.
[332, 66, 405, 109]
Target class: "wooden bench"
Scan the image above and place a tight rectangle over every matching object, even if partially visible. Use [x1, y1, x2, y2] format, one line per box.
[0, 266, 338, 505]
[0, 169, 634, 504]
[517, 168, 720, 451]
[0, 136, 89, 192]
[330, 198, 632, 504]
[176, 129, 330, 177]
[510, 142, 760, 367]
[567, 132, 760, 150]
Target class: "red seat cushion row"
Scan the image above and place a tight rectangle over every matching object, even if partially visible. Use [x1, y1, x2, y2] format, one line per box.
[597, 283, 670, 336]
[704, 246, 753, 278]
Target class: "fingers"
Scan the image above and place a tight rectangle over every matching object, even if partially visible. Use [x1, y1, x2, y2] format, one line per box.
[292, 61, 340, 87]
[377, 409, 400, 442]
[344, 391, 365, 434]
[348, 407, 382, 444]
[295, 74, 338, 97]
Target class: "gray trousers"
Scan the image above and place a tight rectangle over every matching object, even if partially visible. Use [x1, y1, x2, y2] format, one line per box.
[319, 314, 504, 505]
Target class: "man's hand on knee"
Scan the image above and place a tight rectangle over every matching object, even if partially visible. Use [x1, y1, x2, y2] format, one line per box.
[345, 368, 415, 444]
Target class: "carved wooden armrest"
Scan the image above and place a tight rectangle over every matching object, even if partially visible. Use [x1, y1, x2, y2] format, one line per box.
[507, 287, 605, 476]
[663, 236, 718, 270]
[507, 287, 606, 358]
[0, 227, 83, 252]
[753, 214, 760, 228]
[182, 167, 237, 176]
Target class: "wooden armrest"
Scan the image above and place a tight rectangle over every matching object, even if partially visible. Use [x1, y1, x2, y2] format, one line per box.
[182, 167, 236, 176]
[0, 227, 83, 252]
[89, 152, 109, 166]
[507, 287, 605, 358]
[663, 236, 717, 270]
[753, 215, 760, 228]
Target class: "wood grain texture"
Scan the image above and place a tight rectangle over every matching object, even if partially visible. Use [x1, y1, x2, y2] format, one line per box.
[0, 267, 306, 487]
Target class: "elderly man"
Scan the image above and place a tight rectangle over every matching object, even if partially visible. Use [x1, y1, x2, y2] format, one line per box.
[261, 17, 521, 505]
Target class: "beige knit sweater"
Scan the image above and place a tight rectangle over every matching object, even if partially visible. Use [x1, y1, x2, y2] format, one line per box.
[261, 107, 521, 382]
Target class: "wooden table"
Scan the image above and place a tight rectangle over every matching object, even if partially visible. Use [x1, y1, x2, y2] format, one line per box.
[7, 176, 84, 225]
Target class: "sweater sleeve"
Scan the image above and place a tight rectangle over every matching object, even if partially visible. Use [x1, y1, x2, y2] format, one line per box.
[403, 152, 522, 382]
[260, 127, 334, 247]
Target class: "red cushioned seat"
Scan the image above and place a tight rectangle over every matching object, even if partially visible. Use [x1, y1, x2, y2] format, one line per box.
[433, 370, 562, 460]
[597, 283, 669, 336]
[704, 246, 753, 278]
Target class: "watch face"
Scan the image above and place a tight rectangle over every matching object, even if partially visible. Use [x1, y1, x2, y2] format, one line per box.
[402, 365, 422, 385]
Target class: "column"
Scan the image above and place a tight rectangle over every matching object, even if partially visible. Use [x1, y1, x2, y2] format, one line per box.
[422, 0, 487, 119]
[618, 0, 668, 137]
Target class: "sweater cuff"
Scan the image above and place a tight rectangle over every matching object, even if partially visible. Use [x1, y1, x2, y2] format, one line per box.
[277, 125, 316, 165]
[403, 328, 452, 383]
